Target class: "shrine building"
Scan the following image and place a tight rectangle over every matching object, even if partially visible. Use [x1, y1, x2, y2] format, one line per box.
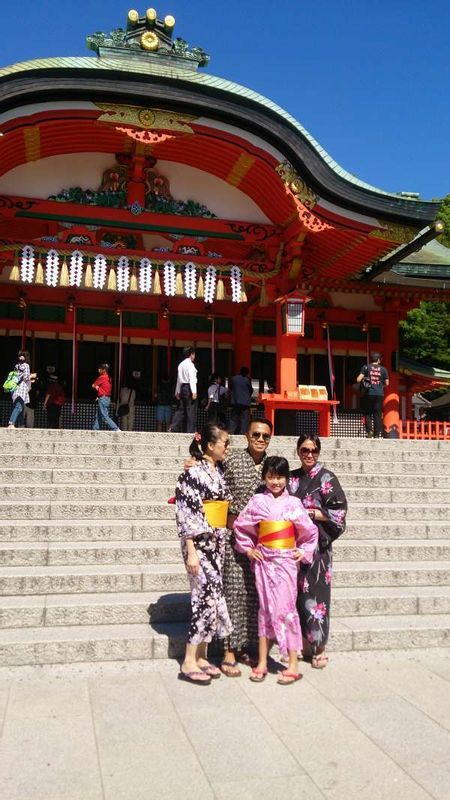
[0, 8, 449, 436]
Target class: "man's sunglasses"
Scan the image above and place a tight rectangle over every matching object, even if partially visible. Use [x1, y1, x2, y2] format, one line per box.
[250, 432, 271, 442]
[299, 447, 319, 455]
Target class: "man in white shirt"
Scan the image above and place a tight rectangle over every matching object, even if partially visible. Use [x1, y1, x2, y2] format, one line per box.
[169, 346, 198, 433]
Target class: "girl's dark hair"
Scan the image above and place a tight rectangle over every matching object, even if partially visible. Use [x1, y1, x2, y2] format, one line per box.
[189, 423, 227, 460]
[18, 350, 30, 364]
[296, 434, 321, 453]
[99, 363, 110, 373]
[262, 455, 290, 481]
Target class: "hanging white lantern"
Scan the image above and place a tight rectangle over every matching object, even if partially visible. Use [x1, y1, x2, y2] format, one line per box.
[204, 265, 217, 304]
[230, 265, 242, 303]
[69, 250, 83, 287]
[138, 258, 152, 293]
[184, 262, 197, 299]
[45, 249, 60, 287]
[117, 255, 130, 292]
[163, 260, 176, 296]
[93, 254, 107, 289]
[20, 245, 35, 283]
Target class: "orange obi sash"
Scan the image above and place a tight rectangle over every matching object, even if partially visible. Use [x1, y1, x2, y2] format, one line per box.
[203, 500, 229, 528]
[258, 520, 296, 550]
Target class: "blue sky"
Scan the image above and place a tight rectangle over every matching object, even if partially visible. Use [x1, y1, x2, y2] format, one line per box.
[1, 0, 449, 200]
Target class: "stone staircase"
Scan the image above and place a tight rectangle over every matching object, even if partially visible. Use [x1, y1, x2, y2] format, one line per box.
[0, 429, 449, 666]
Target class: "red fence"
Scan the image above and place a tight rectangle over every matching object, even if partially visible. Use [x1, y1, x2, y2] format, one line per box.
[400, 421, 450, 440]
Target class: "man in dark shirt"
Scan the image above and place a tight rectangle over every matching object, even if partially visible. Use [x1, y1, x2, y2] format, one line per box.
[357, 352, 389, 438]
[229, 366, 253, 434]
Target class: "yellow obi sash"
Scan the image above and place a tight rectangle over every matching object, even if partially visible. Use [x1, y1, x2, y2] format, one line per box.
[258, 520, 296, 550]
[203, 500, 229, 528]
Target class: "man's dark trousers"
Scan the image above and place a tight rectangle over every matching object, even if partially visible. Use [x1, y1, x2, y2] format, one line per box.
[364, 395, 384, 437]
[170, 384, 198, 433]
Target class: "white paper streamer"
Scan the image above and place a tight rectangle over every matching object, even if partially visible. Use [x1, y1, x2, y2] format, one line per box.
[117, 255, 130, 292]
[20, 245, 35, 283]
[69, 250, 83, 287]
[204, 265, 217, 304]
[184, 262, 197, 299]
[230, 265, 242, 303]
[163, 260, 176, 296]
[138, 258, 152, 293]
[45, 249, 60, 287]
[93, 254, 107, 289]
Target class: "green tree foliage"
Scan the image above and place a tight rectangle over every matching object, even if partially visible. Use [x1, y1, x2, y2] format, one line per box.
[437, 194, 450, 248]
[399, 301, 450, 369]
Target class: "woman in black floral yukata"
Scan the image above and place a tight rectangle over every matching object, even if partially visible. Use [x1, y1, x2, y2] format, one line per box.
[289, 434, 347, 668]
[175, 423, 232, 685]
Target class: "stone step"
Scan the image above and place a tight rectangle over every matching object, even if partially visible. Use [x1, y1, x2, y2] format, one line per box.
[1, 613, 449, 665]
[3, 483, 450, 505]
[1, 436, 450, 461]
[1, 499, 449, 522]
[0, 541, 181, 567]
[3, 560, 448, 596]
[0, 501, 176, 520]
[139, 561, 450, 592]
[2, 452, 450, 474]
[347, 503, 450, 521]
[1, 429, 444, 446]
[1, 467, 450, 490]
[0, 519, 447, 543]
[0, 623, 176, 666]
[338, 613, 450, 651]
[3, 586, 450, 630]
[2, 539, 450, 568]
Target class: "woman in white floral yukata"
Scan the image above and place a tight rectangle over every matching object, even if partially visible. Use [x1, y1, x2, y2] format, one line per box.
[289, 434, 347, 669]
[175, 423, 232, 685]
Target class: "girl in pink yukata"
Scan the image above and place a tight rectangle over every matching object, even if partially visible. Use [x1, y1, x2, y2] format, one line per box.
[233, 456, 318, 685]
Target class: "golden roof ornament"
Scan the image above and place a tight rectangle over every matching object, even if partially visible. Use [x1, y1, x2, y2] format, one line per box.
[86, 8, 209, 69]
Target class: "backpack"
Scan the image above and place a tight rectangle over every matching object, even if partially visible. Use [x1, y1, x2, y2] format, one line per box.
[3, 371, 19, 393]
[359, 365, 371, 396]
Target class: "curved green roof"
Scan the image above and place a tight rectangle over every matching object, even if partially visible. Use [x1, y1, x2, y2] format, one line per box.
[0, 54, 435, 204]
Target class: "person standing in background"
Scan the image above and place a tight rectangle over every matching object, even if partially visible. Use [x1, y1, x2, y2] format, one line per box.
[229, 366, 253, 435]
[92, 363, 119, 432]
[357, 352, 389, 438]
[170, 346, 198, 433]
[43, 375, 66, 429]
[205, 373, 228, 425]
[7, 350, 36, 429]
[118, 379, 136, 431]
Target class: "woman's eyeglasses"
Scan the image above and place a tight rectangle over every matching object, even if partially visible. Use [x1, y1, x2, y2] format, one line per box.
[250, 432, 271, 442]
[299, 447, 319, 455]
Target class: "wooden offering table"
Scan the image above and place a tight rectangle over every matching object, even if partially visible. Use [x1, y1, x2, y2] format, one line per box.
[259, 393, 339, 437]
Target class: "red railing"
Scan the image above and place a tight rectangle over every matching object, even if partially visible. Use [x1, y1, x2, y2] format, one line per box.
[400, 421, 450, 440]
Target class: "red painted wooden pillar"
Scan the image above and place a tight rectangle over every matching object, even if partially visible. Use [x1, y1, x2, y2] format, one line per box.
[383, 314, 400, 438]
[233, 310, 252, 373]
[276, 304, 298, 393]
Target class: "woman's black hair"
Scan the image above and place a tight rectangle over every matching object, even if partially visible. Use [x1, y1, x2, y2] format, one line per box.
[189, 423, 227, 460]
[18, 350, 31, 364]
[99, 363, 110, 373]
[262, 455, 290, 481]
[296, 433, 321, 453]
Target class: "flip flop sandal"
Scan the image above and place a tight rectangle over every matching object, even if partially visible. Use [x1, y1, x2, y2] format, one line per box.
[200, 664, 221, 679]
[311, 654, 329, 669]
[277, 670, 303, 686]
[249, 668, 268, 683]
[178, 671, 211, 685]
[220, 661, 242, 678]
